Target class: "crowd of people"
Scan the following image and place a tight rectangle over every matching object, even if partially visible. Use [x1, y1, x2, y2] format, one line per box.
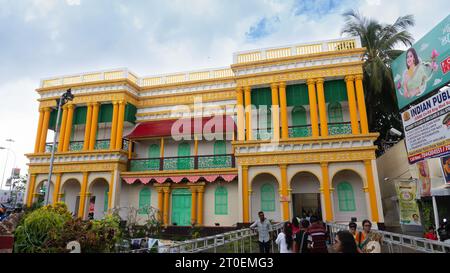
[250, 211, 383, 254]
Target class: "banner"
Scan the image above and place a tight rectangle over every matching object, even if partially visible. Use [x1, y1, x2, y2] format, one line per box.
[401, 88, 450, 164]
[395, 180, 421, 226]
[392, 14, 450, 109]
[440, 155, 450, 184]
[417, 160, 431, 197]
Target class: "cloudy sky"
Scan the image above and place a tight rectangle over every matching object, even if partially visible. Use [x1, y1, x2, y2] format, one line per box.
[0, 0, 448, 188]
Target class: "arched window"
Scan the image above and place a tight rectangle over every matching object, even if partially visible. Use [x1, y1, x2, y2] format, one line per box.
[257, 108, 271, 139]
[138, 188, 151, 214]
[215, 186, 228, 215]
[261, 183, 275, 212]
[177, 142, 191, 170]
[337, 182, 356, 212]
[291, 106, 308, 137]
[148, 143, 160, 170]
[104, 189, 109, 212]
[328, 102, 343, 123]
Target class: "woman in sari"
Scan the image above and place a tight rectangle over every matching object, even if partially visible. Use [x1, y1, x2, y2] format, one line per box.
[355, 220, 382, 253]
[403, 48, 435, 98]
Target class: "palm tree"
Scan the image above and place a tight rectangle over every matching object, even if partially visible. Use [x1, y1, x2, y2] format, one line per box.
[341, 10, 415, 155]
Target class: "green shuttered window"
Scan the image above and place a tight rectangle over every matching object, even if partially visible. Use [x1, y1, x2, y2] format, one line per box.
[251, 87, 272, 108]
[104, 189, 109, 212]
[177, 142, 191, 170]
[286, 84, 309, 106]
[138, 188, 151, 214]
[215, 186, 228, 215]
[337, 182, 356, 212]
[324, 80, 347, 103]
[328, 102, 343, 123]
[261, 183, 275, 212]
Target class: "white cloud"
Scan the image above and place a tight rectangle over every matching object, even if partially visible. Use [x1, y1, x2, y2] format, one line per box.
[66, 0, 81, 6]
[133, 16, 143, 30]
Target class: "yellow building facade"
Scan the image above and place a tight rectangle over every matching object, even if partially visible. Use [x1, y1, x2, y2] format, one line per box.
[25, 36, 384, 227]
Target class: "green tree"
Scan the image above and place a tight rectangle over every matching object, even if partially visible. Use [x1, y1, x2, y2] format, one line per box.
[341, 10, 415, 155]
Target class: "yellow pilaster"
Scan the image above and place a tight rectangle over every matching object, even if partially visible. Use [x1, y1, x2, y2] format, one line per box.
[128, 141, 133, 159]
[345, 76, 360, 135]
[279, 82, 289, 139]
[89, 102, 100, 150]
[364, 160, 379, 222]
[197, 186, 204, 226]
[78, 172, 89, 219]
[27, 174, 37, 206]
[38, 108, 51, 153]
[83, 103, 93, 151]
[320, 162, 333, 222]
[110, 101, 119, 150]
[160, 137, 164, 157]
[194, 136, 198, 156]
[53, 174, 62, 203]
[190, 187, 197, 225]
[316, 78, 328, 137]
[63, 104, 75, 152]
[280, 164, 290, 221]
[157, 187, 164, 222]
[242, 165, 249, 222]
[163, 187, 170, 226]
[236, 87, 245, 141]
[108, 171, 114, 210]
[115, 101, 126, 149]
[34, 110, 44, 153]
[355, 74, 369, 134]
[244, 86, 252, 140]
[307, 79, 319, 137]
[271, 83, 280, 141]
[57, 106, 68, 152]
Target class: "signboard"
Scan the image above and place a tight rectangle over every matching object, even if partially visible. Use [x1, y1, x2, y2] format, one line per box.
[401, 88, 450, 164]
[11, 168, 20, 178]
[395, 180, 421, 226]
[417, 160, 431, 197]
[440, 155, 450, 184]
[392, 14, 450, 109]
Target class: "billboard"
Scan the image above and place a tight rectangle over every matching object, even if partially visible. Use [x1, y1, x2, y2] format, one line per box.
[417, 160, 431, 197]
[395, 180, 421, 226]
[401, 88, 450, 164]
[392, 14, 450, 109]
[440, 155, 450, 184]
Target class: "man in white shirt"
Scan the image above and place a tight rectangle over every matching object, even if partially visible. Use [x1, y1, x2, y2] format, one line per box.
[250, 211, 272, 253]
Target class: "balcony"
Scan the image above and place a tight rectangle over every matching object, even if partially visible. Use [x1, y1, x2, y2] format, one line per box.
[288, 125, 312, 138]
[129, 154, 235, 172]
[328, 122, 352, 136]
[45, 139, 129, 153]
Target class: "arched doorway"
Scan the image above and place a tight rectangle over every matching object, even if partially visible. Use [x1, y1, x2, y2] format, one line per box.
[88, 178, 110, 220]
[251, 173, 281, 222]
[332, 170, 367, 223]
[60, 179, 81, 217]
[290, 172, 322, 220]
[35, 180, 54, 205]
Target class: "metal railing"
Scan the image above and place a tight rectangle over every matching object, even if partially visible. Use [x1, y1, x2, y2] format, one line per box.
[45, 138, 127, 153]
[326, 222, 450, 253]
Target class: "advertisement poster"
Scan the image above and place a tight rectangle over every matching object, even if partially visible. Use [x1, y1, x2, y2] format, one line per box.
[440, 155, 450, 184]
[401, 88, 450, 164]
[395, 180, 421, 226]
[417, 160, 431, 197]
[392, 14, 450, 109]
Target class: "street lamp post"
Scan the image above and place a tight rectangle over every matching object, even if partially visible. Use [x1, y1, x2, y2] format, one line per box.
[44, 89, 74, 206]
[1, 139, 15, 189]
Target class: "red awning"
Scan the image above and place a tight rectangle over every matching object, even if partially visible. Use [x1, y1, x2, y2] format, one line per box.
[126, 115, 236, 139]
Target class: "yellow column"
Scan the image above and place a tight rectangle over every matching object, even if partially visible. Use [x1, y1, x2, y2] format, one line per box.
[345, 76, 360, 135]
[194, 136, 198, 156]
[57, 106, 68, 152]
[63, 104, 75, 152]
[279, 82, 289, 139]
[307, 79, 319, 137]
[27, 174, 37, 206]
[83, 103, 93, 151]
[52, 174, 62, 203]
[157, 188, 164, 222]
[355, 74, 369, 134]
[89, 102, 100, 150]
[271, 83, 280, 141]
[115, 101, 126, 149]
[163, 187, 170, 226]
[108, 171, 114, 210]
[191, 187, 197, 225]
[39, 108, 51, 153]
[244, 86, 253, 140]
[78, 172, 89, 219]
[236, 87, 245, 141]
[316, 78, 328, 137]
[320, 162, 333, 222]
[197, 186, 204, 226]
[280, 164, 290, 221]
[34, 110, 44, 153]
[364, 160, 379, 222]
[242, 165, 249, 222]
[128, 141, 133, 159]
[110, 101, 119, 150]
[160, 138, 164, 157]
